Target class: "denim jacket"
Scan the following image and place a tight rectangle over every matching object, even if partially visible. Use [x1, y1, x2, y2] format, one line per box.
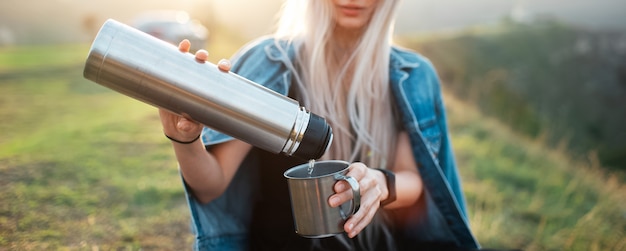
[184, 37, 480, 250]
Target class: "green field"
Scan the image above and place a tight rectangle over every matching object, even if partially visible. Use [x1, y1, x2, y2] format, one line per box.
[0, 41, 624, 250]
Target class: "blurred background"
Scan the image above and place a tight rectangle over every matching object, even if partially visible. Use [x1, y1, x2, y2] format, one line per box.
[1, 0, 624, 250]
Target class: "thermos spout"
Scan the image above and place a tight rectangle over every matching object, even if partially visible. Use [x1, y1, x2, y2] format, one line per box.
[83, 19, 332, 160]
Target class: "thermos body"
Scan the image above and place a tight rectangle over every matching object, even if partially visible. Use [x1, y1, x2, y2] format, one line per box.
[84, 19, 332, 159]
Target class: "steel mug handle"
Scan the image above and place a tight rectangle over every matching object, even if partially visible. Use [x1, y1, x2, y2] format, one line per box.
[335, 175, 361, 219]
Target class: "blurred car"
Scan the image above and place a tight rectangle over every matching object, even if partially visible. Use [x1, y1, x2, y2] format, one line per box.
[132, 10, 208, 52]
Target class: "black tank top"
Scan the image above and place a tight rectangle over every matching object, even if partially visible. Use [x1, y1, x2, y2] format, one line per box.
[247, 148, 398, 251]
[248, 81, 396, 251]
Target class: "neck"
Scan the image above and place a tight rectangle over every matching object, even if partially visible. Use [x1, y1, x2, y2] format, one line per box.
[326, 27, 363, 92]
[331, 26, 364, 50]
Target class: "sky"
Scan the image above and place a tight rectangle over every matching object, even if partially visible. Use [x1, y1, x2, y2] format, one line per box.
[0, 0, 625, 45]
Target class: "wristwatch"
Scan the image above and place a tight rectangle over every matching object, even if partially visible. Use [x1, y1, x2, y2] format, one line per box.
[374, 168, 396, 206]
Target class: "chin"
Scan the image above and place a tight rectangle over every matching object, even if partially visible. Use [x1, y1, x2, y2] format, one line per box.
[336, 21, 368, 31]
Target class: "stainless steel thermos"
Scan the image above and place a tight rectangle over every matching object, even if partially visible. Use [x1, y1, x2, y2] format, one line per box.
[83, 19, 333, 159]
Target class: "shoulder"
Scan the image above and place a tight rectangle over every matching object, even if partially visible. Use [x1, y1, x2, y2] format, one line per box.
[228, 37, 279, 75]
[390, 45, 441, 90]
[390, 45, 437, 74]
[227, 36, 295, 95]
[230, 36, 275, 64]
[229, 36, 298, 78]
[231, 36, 296, 65]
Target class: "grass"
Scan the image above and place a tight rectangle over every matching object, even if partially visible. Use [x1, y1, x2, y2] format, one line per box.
[398, 21, 626, 171]
[0, 39, 624, 250]
[0, 44, 192, 250]
[445, 91, 626, 250]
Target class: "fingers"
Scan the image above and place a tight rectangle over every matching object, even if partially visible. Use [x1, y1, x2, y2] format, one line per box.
[329, 163, 366, 207]
[158, 108, 203, 141]
[328, 163, 384, 238]
[176, 113, 201, 131]
[177, 117, 199, 132]
[178, 39, 230, 73]
[195, 49, 209, 62]
[178, 39, 191, 53]
[329, 181, 352, 207]
[217, 59, 231, 72]
[179, 39, 208, 62]
[344, 185, 380, 238]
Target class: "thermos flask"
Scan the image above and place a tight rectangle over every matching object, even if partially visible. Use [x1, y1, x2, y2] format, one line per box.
[83, 19, 333, 160]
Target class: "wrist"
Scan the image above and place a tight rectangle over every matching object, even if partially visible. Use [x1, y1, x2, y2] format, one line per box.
[373, 168, 396, 207]
[165, 133, 201, 144]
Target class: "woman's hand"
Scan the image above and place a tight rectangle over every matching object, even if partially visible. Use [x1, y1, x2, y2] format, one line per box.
[158, 39, 232, 144]
[329, 132, 423, 238]
[328, 162, 388, 238]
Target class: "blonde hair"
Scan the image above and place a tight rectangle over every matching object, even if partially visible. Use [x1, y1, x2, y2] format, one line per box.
[274, 0, 401, 169]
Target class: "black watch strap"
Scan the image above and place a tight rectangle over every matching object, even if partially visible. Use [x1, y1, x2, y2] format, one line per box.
[374, 168, 396, 206]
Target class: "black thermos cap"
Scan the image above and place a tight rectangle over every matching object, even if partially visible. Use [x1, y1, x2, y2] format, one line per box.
[293, 113, 333, 160]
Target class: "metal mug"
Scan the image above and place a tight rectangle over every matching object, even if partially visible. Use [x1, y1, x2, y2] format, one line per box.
[283, 160, 361, 238]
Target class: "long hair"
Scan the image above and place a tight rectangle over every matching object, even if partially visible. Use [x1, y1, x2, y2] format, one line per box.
[274, 0, 401, 169]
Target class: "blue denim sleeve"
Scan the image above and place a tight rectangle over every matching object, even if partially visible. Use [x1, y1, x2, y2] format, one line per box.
[428, 60, 468, 219]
